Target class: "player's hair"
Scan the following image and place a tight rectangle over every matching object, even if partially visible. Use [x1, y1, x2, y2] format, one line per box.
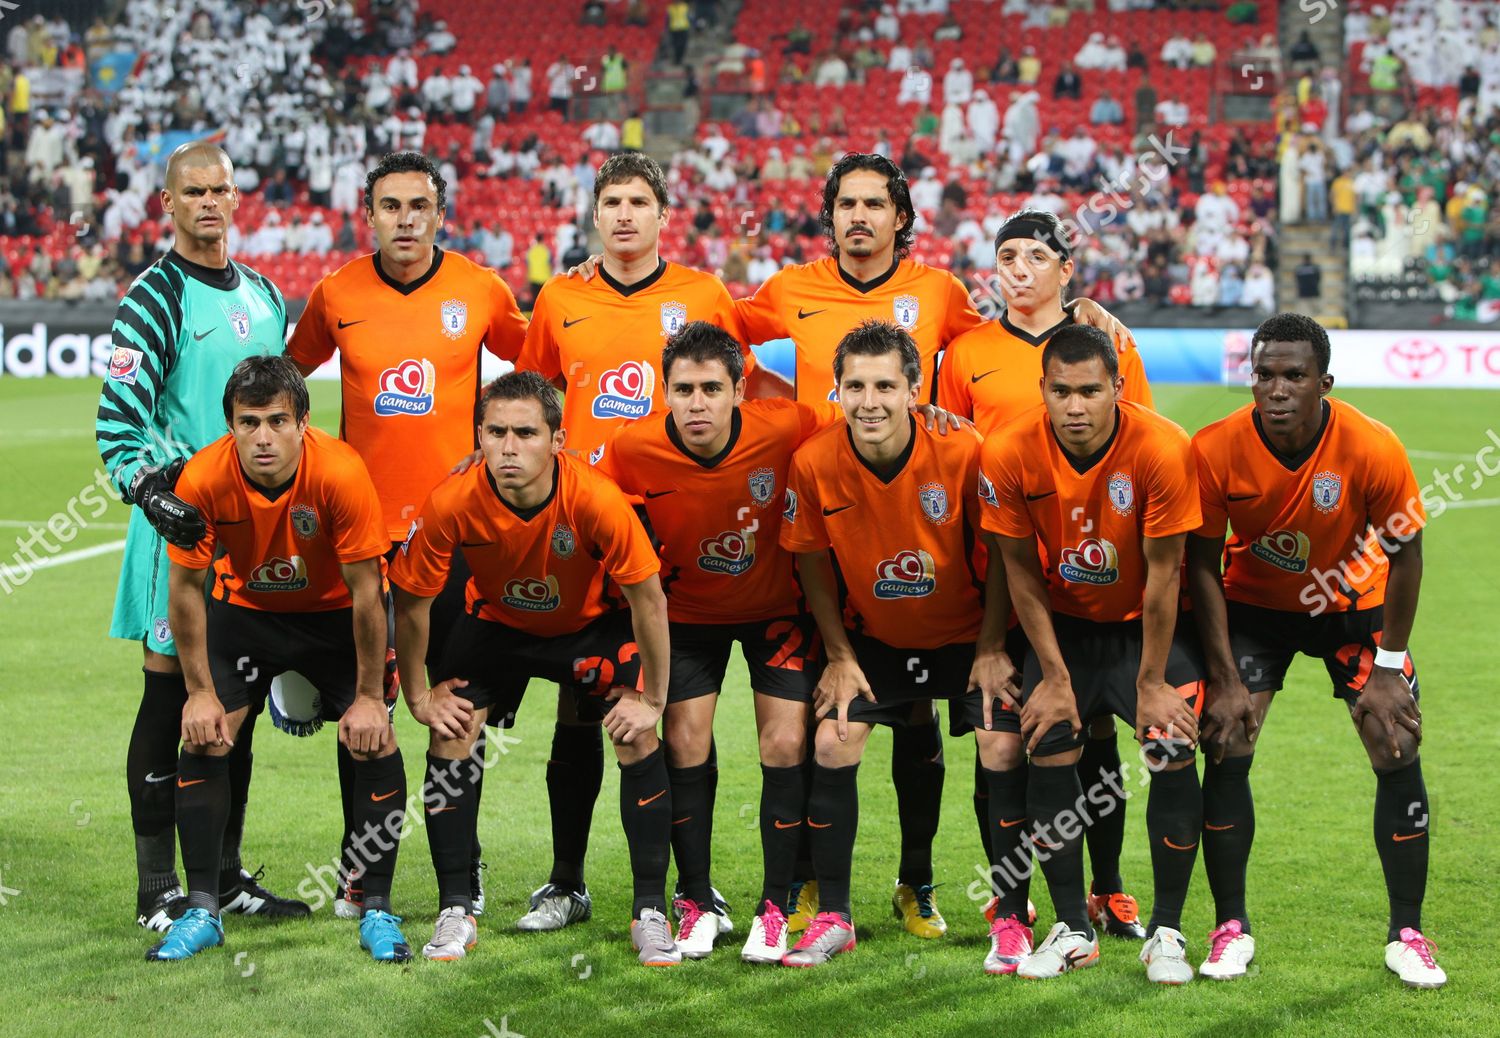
[833, 319, 921, 387]
[477, 371, 563, 433]
[164, 140, 233, 191]
[994, 207, 1073, 262]
[820, 153, 916, 260]
[1251, 311, 1332, 375]
[364, 151, 448, 212]
[222, 355, 310, 422]
[594, 152, 671, 211]
[661, 320, 745, 384]
[1041, 324, 1119, 379]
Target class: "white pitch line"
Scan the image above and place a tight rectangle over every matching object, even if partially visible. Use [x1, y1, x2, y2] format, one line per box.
[1408, 450, 1479, 460]
[1439, 497, 1500, 510]
[0, 539, 126, 583]
[0, 520, 128, 530]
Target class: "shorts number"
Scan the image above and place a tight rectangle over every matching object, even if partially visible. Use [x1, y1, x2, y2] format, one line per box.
[765, 620, 822, 671]
[574, 641, 643, 694]
[1334, 643, 1374, 693]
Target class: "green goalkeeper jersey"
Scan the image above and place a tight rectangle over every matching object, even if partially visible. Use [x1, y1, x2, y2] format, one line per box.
[95, 249, 287, 500]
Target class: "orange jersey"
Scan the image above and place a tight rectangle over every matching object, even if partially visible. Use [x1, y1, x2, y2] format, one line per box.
[287, 248, 528, 539]
[168, 427, 388, 611]
[937, 312, 1155, 434]
[780, 418, 986, 648]
[1192, 398, 1424, 613]
[389, 452, 659, 637]
[599, 398, 838, 624]
[736, 257, 982, 403]
[515, 261, 747, 465]
[980, 401, 1200, 623]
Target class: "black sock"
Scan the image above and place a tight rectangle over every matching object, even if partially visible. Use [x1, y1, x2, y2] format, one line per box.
[973, 754, 994, 869]
[983, 765, 1031, 919]
[1028, 761, 1090, 935]
[175, 751, 230, 914]
[704, 738, 719, 882]
[424, 753, 480, 911]
[128, 669, 188, 893]
[891, 714, 943, 888]
[759, 763, 806, 913]
[219, 705, 257, 891]
[350, 750, 405, 914]
[1202, 754, 1255, 931]
[471, 727, 486, 870]
[808, 762, 860, 920]
[618, 747, 673, 917]
[1375, 758, 1429, 941]
[336, 741, 359, 890]
[1078, 733, 1126, 896]
[546, 723, 604, 892]
[668, 762, 713, 906]
[793, 750, 816, 881]
[1145, 763, 1202, 936]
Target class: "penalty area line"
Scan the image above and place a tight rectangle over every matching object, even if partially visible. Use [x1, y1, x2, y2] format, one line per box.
[0, 539, 127, 584]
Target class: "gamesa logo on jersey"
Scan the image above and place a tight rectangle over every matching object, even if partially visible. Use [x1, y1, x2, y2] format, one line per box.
[918, 482, 948, 523]
[893, 294, 920, 329]
[503, 575, 562, 612]
[440, 299, 469, 340]
[1250, 529, 1311, 573]
[1057, 538, 1119, 586]
[247, 555, 309, 592]
[374, 358, 437, 416]
[873, 549, 937, 599]
[660, 301, 688, 336]
[1311, 471, 1342, 513]
[698, 530, 755, 575]
[226, 304, 253, 343]
[748, 467, 776, 506]
[592, 360, 655, 419]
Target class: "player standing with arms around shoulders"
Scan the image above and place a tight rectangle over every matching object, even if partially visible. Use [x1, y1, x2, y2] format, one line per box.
[97, 140, 306, 933]
[146, 358, 410, 963]
[391, 372, 679, 966]
[1186, 313, 1444, 988]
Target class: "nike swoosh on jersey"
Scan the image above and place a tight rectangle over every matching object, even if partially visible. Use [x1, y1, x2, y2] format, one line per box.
[822, 504, 854, 516]
[971, 369, 1001, 383]
[214, 518, 249, 525]
[1226, 493, 1258, 501]
[1025, 490, 1057, 501]
[797, 308, 826, 319]
[563, 316, 591, 328]
[193, 328, 214, 341]
[337, 318, 367, 329]
[644, 489, 676, 499]
[460, 540, 496, 547]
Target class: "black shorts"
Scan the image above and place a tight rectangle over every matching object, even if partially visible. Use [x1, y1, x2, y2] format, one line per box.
[431, 610, 642, 728]
[206, 599, 359, 719]
[385, 542, 471, 669]
[668, 614, 822, 704]
[948, 623, 1031, 737]
[1004, 613, 1205, 761]
[1226, 601, 1420, 701]
[837, 630, 984, 728]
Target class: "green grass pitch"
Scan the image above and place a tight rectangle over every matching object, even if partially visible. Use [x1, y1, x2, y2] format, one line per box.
[0, 376, 1496, 1038]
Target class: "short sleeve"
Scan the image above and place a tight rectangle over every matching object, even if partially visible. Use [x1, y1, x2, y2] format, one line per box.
[1141, 429, 1202, 538]
[387, 488, 458, 597]
[935, 335, 974, 419]
[286, 278, 336, 368]
[978, 432, 1034, 538]
[1120, 338, 1155, 410]
[942, 272, 984, 344]
[484, 272, 529, 362]
[1366, 424, 1426, 536]
[515, 287, 561, 380]
[1190, 433, 1229, 539]
[165, 457, 217, 569]
[583, 477, 660, 585]
[778, 446, 830, 552]
[326, 452, 391, 564]
[734, 271, 785, 345]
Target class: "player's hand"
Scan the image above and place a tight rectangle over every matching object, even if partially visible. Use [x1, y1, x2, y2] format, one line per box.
[968, 649, 1019, 731]
[1200, 675, 1259, 764]
[450, 449, 483, 475]
[1019, 674, 1081, 754]
[408, 678, 474, 740]
[568, 253, 604, 280]
[131, 459, 207, 548]
[1067, 298, 1129, 349]
[912, 402, 972, 436]
[339, 695, 392, 756]
[603, 690, 660, 745]
[1136, 679, 1199, 751]
[1352, 664, 1421, 760]
[182, 690, 231, 749]
[813, 657, 875, 742]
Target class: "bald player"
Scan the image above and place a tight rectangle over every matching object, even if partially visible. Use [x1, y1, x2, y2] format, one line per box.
[97, 140, 307, 933]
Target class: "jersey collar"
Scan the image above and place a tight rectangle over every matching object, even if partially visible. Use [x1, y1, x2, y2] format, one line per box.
[165, 249, 240, 291]
[1052, 405, 1120, 475]
[836, 257, 900, 295]
[999, 308, 1072, 347]
[599, 258, 668, 297]
[665, 408, 742, 468]
[485, 459, 558, 522]
[374, 246, 445, 296]
[847, 414, 917, 484]
[1252, 399, 1331, 471]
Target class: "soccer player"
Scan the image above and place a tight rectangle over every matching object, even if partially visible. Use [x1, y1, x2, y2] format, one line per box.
[96, 140, 305, 932]
[289, 150, 527, 918]
[1186, 313, 1444, 988]
[390, 371, 678, 966]
[511, 153, 765, 934]
[980, 325, 1206, 983]
[777, 320, 1025, 969]
[937, 207, 1154, 942]
[146, 357, 410, 963]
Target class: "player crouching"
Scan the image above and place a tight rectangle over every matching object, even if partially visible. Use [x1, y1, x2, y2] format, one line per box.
[391, 372, 678, 965]
[147, 357, 411, 963]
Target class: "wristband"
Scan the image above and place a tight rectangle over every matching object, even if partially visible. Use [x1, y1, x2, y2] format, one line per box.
[1374, 647, 1407, 669]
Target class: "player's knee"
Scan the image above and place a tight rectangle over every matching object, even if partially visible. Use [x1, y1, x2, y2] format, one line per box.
[614, 729, 659, 762]
[975, 731, 1023, 771]
[812, 722, 859, 767]
[757, 723, 806, 767]
[662, 719, 710, 767]
[1365, 731, 1419, 772]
